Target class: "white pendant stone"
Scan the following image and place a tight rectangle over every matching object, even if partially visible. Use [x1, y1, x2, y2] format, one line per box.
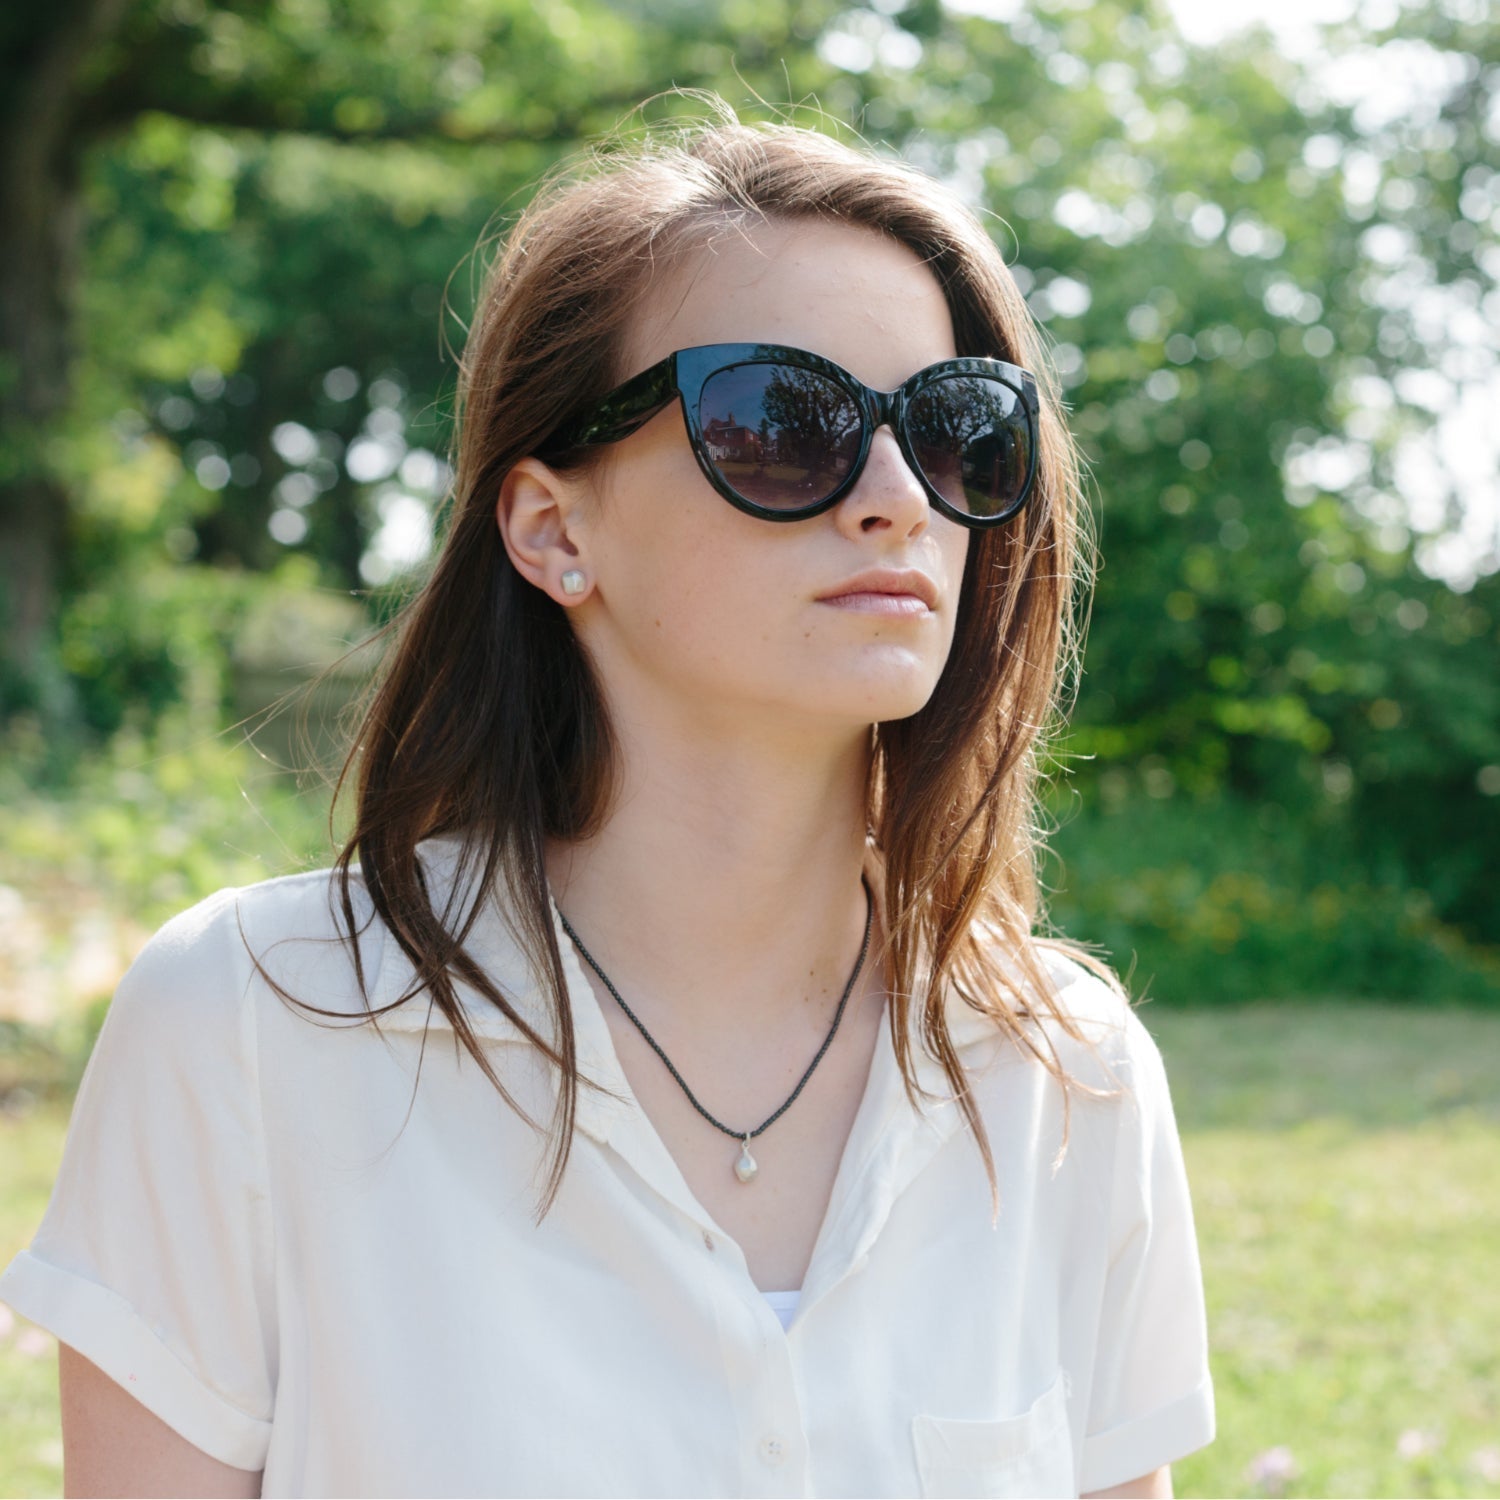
[734, 1140, 759, 1183]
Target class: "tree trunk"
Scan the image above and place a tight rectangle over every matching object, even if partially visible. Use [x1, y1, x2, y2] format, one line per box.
[0, 0, 132, 707]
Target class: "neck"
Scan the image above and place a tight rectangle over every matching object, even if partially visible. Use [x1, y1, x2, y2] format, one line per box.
[543, 726, 883, 1039]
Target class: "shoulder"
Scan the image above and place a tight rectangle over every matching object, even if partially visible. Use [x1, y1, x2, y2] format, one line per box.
[1035, 946, 1155, 1052]
[1031, 945, 1176, 1111]
[963, 937, 1163, 1096]
[112, 863, 385, 1037]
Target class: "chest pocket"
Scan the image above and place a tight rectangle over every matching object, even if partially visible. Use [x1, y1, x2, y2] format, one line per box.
[911, 1370, 1075, 1498]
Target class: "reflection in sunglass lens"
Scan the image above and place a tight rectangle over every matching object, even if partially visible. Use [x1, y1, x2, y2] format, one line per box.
[698, 363, 862, 509]
[907, 376, 1031, 517]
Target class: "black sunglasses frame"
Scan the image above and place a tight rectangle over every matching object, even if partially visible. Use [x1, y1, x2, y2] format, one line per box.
[547, 341, 1041, 528]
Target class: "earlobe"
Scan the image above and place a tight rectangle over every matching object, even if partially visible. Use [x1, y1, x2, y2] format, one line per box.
[496, 457, 591, 604]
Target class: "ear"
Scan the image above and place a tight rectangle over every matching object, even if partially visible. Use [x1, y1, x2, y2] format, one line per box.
[497, 456, 593, 604]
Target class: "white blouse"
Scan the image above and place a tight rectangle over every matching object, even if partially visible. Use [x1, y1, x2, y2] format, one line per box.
[0, 835, 1214, 1497]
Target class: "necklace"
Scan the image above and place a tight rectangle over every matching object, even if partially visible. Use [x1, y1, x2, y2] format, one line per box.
[555, 873, 874, 1184]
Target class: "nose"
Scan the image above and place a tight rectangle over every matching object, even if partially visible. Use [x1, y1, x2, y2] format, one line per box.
[838, 423, 931, 533]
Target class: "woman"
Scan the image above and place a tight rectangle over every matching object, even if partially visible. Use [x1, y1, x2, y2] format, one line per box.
[0, 100, 1214, 1498]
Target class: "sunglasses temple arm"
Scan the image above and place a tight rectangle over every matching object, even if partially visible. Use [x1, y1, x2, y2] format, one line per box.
[561, 359, 678, 450]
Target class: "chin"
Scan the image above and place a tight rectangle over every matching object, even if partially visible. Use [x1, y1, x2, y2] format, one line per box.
[826, 680, 941, 726]
[872, 696, 939, 725]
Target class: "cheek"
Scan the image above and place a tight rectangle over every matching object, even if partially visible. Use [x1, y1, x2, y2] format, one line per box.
[656, 526, 782, 636]
[948, 519, 973, 570]
[604, 456, 771, 626]
[937, 528, 972, 649]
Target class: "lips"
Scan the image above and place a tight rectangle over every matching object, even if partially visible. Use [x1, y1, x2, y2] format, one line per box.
[816, 569, 939, 609]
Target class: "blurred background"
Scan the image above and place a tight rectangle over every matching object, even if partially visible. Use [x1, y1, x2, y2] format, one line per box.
[1, 0, 1497, 1496]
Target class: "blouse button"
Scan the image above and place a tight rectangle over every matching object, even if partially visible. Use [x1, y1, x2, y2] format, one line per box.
[759, 1435, 785, 1465]
[702, 1230, 716, 1252]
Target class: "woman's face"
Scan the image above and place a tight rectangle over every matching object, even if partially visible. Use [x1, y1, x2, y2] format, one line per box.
[535, 216, 972, 744]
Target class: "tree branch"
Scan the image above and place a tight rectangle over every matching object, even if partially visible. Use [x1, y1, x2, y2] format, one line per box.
[77, 79, 683, 149]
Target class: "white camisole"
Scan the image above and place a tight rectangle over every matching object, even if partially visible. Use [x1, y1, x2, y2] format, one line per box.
[761, 1288, 801, 1331]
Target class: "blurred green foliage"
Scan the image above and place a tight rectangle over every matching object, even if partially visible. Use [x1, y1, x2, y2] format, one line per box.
[1, 0, 1496, 1002]
[0, 706, 344, 926]
[1043, 789, 1500, 1004]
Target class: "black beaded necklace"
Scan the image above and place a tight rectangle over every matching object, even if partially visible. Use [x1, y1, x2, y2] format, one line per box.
[555, 873, 874, 1184]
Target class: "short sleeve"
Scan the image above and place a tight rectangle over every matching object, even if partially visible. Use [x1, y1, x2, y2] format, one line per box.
[0, 888, 276, 1472]
[1078, 1009, 1215, 1494]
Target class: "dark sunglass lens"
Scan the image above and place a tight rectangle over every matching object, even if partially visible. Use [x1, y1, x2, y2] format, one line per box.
[908, 377, 1032, 517]
[698, 363, 861, 509]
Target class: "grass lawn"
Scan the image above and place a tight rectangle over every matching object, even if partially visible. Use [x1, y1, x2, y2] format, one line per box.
[1, 1001, 1497, 1497]
[1148, 1001, 1500, 1499]
[0, 1099, 72, 1497]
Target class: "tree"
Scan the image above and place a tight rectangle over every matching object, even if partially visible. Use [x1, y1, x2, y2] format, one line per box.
[3, 0, 1496, 963]
[0, 0, 843, 703]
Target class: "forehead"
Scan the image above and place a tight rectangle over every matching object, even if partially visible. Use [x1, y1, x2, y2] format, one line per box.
[621, 216, 959, 391]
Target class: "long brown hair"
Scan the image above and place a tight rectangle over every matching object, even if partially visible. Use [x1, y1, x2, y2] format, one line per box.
[266, 94, 1132, 1221]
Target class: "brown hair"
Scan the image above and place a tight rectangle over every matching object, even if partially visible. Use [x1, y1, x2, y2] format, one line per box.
[267, 94, 1132, 1220]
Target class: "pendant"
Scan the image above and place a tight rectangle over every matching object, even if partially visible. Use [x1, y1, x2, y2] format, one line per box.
[734, 1135, 759, 1184]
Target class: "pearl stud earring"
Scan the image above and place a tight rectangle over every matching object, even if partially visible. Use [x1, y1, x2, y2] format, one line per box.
[561, 569, 586, 596]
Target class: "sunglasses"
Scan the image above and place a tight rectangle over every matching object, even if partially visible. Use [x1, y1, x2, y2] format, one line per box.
[546, 341, 1040, 528]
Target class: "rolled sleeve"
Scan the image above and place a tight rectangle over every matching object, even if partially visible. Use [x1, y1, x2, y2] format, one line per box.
[0, 888, 277, 1472]
[1079, 1011, 1215, 1494]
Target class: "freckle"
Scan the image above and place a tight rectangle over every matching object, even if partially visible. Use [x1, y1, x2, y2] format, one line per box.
[654, 618, 662, 628]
